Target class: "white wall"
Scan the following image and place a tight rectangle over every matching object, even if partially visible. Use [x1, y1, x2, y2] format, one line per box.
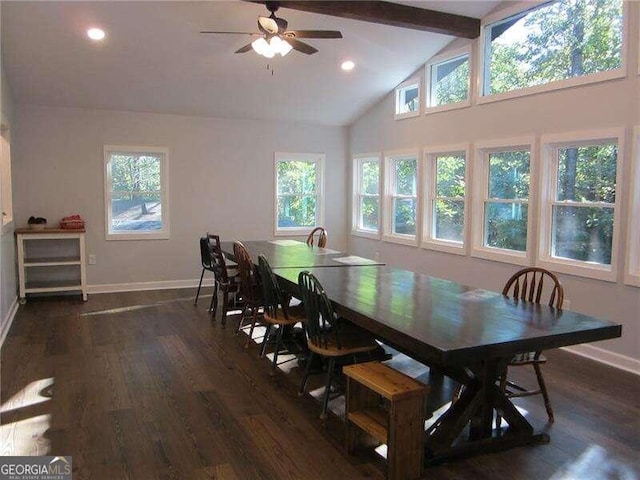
[12, 105, 348, 289]
[348, 5, 640, 365]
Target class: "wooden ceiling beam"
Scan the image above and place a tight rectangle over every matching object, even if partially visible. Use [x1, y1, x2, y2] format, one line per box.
[250, 1, 480, 39]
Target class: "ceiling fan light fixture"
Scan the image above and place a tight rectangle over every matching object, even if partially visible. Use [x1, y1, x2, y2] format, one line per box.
[279, 39, 292, 56]
[251, 37, 272, 57]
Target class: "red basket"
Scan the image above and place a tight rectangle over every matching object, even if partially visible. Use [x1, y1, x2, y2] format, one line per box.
[60, 215, 85, 230]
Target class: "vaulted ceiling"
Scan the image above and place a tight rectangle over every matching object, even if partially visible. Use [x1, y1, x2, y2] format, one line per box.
[2, 1, 500, 126]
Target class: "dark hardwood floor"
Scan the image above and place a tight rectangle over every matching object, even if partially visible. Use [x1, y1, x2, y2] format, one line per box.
[1, 289, 638, 479]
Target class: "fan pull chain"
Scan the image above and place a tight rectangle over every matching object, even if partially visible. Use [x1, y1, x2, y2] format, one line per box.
[266, 63, 275, 76]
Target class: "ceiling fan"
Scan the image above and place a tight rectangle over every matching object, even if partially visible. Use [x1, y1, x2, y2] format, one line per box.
[200, 1, 343, 57]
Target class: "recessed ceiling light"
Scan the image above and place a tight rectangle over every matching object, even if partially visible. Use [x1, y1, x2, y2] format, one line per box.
[87, 28, 106, 41]
[341, 60, 355, 71]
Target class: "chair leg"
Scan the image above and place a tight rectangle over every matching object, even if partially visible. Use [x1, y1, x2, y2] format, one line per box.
[245, 307, 259, 348]
[533, 363, 554, 423]
[271, 325, 285, 376]
[209, 281, 218, 319]
[299, 351, 315, 396]
[236, 304, 248, 336]
[194, 268, 205, 305]
[260, 324, 272, 358]
[320, 357, 336, 420]
[496, 368, 508, 432]
[221, 288, 229, 327]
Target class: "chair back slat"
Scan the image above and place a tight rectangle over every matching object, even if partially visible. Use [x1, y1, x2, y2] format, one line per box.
[233, 241, 262, 304]
[207, 234, 231, 284]
[258, 254, 288, 320]
[298, 271, 340, 350]
[306, 227, 328, 248]
[199, 237, 214, 269]
[503, 267, 564, 309]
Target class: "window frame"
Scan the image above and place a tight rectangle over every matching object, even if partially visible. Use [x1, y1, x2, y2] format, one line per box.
[477, 0, 628, 106]
[537, 129, 623, 281]
[103, 145, 170, 241]
[394, 77, 421, 120]
[425, 46, 472, 114]
[472, 137, 536, 265]
[352, 153, 382, 239]
[274, 152, 325, 236]
[383, 149, 420, 246]
[1, 125, 13, 233]
[421, 143, 470, 255]
[626, 126, 640, 286]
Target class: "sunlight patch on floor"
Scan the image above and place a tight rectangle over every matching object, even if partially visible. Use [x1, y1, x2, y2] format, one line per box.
[1, 378, 54, 414]
[550, 445, 638, 480]
[0, 414, 51, 456]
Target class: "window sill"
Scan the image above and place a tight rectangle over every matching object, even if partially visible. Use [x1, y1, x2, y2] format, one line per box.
[394, 110, 420, 120]
[471, 246, 531, 266]
[274, 227, 316, 237]
[382, 233, 418, 247]
[351, 229, 381, 240]
[537, 257, 616, 282]
[425, 100, 471, 115]
[106, 230, 170, 241]
[624, 273, 640, 287]
[421, 239, 466, 256]
[477, 67, 626, 106]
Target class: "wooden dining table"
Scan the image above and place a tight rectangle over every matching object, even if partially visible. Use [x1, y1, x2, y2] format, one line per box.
[222, 241, 622, 463]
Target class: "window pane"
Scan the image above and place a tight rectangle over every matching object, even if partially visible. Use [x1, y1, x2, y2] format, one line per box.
[484, 202, 528, 251]
[277, 195, 317, 228]
[488, 151, 530, 199]
[436, 154, 465, 197]
[110, 192, 163, 232]
[557, 144, 617, 203]
[397, 85, 419, 114]
[392, 198, 416, 235]
[394, 159, 417, 196]
[434, 199, 464, 242]
[486, 0, 623, 96]
[110, 154, 161, 193]
[553, 205, 613, 264]
[362, 161, 379, 195]
[360, 197, 379, 230]
[277, 161, 317, 195]
[431, 54, 469, 106]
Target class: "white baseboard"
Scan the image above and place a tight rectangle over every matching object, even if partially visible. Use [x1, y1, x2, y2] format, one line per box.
[562, 344, 640, 376]
[88, 279, 213, 294]
[0, 296, 19, 348]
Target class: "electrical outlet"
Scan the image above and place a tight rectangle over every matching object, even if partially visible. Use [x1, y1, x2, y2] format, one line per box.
[88, 254, 97, 265]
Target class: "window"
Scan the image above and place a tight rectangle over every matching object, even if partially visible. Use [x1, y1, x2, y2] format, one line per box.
[1, 125, 13, 231]
[425, 47, 471, 113]
[422, 145, 469, 254]
[473, 138, 533, 264]
[627, 127, 640, 286]
[275, 152, 324, 235]
[539, 129, 623, 281]
[384, 151, 419, 245]
[104, 145, 169, 240]
[480, 0, 625, 102]
[352, 154, 381, 238]
[394, 78, 421, 119]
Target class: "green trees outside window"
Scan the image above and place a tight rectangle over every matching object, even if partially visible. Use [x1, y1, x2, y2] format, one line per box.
[358, 160, 380, 231]
[391, 158, 417, 236]
[486, 0, 623, 96]
[277, 159, 319, 229]
[429, 54, 470, 107]
[433, 154, 465, 242]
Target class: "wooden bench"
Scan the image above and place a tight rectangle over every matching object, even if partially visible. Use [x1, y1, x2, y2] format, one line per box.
[343, 361, 429, 480]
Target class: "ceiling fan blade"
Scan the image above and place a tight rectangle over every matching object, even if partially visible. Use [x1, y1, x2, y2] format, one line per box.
[235, 43, 254, 54]
[286, 38, 318, 55]
[284, 30, 342, 39]
[201, 31, 261, 36]
[258, 16, 279, 34]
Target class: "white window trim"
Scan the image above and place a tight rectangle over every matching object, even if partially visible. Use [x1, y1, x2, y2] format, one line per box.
[383, 149, 420, 246]
[626, 126, 640, 286]
[352, 153, 382, 240]
[425, 45, 472, 115]
[1, 125, 13, 233]
[538, 128, 624, 282]
[421, 143, 470, 255]
[274, 152, 325, 236]
[394, 77, 421, 120]
[471, 136, 536, 266]
[104, 145, 170, 241]
[477, 0, 629, 106]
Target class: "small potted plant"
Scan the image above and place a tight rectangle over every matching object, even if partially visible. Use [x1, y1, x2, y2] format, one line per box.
[27, 216, 47, 230]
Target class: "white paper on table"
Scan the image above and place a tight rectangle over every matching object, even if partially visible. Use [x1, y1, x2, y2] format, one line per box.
[269, 239, 304, 246]
[332, 255, 379, 265]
